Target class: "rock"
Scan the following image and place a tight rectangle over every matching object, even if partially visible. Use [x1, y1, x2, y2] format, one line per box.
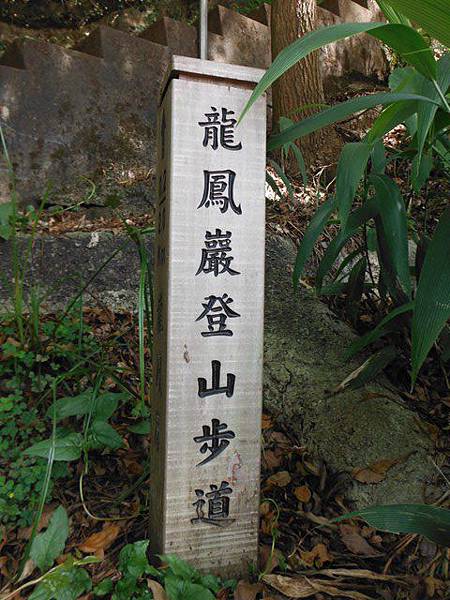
[264, 235, 433, 509]
[0, 231, 153, 313]
[0, 231, 431, 508]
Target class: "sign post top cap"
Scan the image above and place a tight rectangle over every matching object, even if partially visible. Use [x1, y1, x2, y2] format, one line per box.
[161, 55, 266, 95]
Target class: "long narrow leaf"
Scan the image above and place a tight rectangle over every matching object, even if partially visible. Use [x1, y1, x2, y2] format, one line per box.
[345, 301, 414, 359]
[293, 196, 336, 289]
[411, 207, 450, 385]
[336, 142, 372, 226]
[316, 198, 379, 291]
[268, 94, 439, 151]
[371, 175, 411, 300]
[379, 0, 450, 47]
[333, 504, 450, 547]
[241, 22, 436, 122]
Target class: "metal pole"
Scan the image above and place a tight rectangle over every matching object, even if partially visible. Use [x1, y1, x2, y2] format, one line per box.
[199, 0, 208, 60]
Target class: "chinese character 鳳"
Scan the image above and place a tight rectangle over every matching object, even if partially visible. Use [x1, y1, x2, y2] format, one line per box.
[198, 107, 242, 151]
[198, 170, 241, 215]
[193, 418, 236, 466]
[198, 360, 235, 398]
[196, 293, 240, 337]
[191, 481, 234, 527]
[196, 229, 240, 277]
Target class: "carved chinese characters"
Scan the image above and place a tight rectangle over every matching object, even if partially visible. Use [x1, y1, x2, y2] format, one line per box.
[150, 57, 266, 577]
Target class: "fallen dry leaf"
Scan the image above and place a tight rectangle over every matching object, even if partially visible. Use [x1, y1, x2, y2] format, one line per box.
[351, 455, 408, 484]
[78, 523, 121, 559]
[262, 574, 317, 598]
[300, 543, 332, 568]
[263, 448, 284, 470]
[339, 524, 380, 557]
[294, 485, 311, 503]
[266, 471, 291, 488]
[269, 432, 291, 449]
[234, 580, 263, 599]
[263, 574, 372, 599]
[147, 579, 168, 600]
[261, 414, 273, 430]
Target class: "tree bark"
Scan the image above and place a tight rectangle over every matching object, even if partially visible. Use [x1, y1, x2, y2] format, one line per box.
[271, 0, 327, 170]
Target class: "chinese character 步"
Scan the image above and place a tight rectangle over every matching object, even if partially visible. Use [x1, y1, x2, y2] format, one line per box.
[193, 418, 235, 466]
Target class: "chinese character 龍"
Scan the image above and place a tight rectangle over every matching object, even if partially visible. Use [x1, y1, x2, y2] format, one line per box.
[198, 107, 242, 151]
[193, 418, 235, 466]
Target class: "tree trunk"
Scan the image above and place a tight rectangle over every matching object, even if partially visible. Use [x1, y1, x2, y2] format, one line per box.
[271, 0, 327, 170]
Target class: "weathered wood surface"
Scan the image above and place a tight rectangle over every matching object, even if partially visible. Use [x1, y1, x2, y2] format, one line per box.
[150, 56, 266, 576]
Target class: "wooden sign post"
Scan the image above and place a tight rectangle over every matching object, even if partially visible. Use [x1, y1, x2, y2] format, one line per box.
[151, 55, 266, 577]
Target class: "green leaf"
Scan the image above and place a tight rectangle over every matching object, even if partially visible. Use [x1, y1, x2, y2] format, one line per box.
[26, 433, 82, 462]
[29, 565, 91, 600]
[48, 390, 126, 422]
[268, 159, 294, 202]
[269, 93, 439, 151]
[414, 54, 450, 174]
[345, 301, 414, 358]
[316, 198, 379, 291]
[379, 0, 450, 47]
[129, 420, 151, 435]
[412, 207, 450, 385]
[164, 577, 215, 600]
[371, 175, 411, 301]
[30, 506, 69, 572]
[161, 554, 198, 581]
[336, 346, 398, 392]
[367, 100, 419, 143]
[93, 578, 114, 596]
[0, 202, 13, 240]
[118, 541, 159, 579]
[90, 421, 123, 450]
[345, 257, 367, 321]
[240, 22, 436, 122]
[368, 24, 436, 81]
[292, 196, 336, 289]
[336, 142, 372, 226]
[411, 150, 433, 192]
[333, 504, 450, 546]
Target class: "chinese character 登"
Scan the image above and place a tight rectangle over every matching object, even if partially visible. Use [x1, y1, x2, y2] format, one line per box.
[198, 170, 241, 215]
[193, 418, 236, 466]
[198, 107, 242, 151]
[196, 229, 240, 277]
[196, 293, 240, 337]
[198, 360, 235, 398]
[191, 481, 234, 527]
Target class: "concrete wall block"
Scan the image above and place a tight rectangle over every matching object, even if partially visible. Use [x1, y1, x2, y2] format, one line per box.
[208, 5, 271, 69]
